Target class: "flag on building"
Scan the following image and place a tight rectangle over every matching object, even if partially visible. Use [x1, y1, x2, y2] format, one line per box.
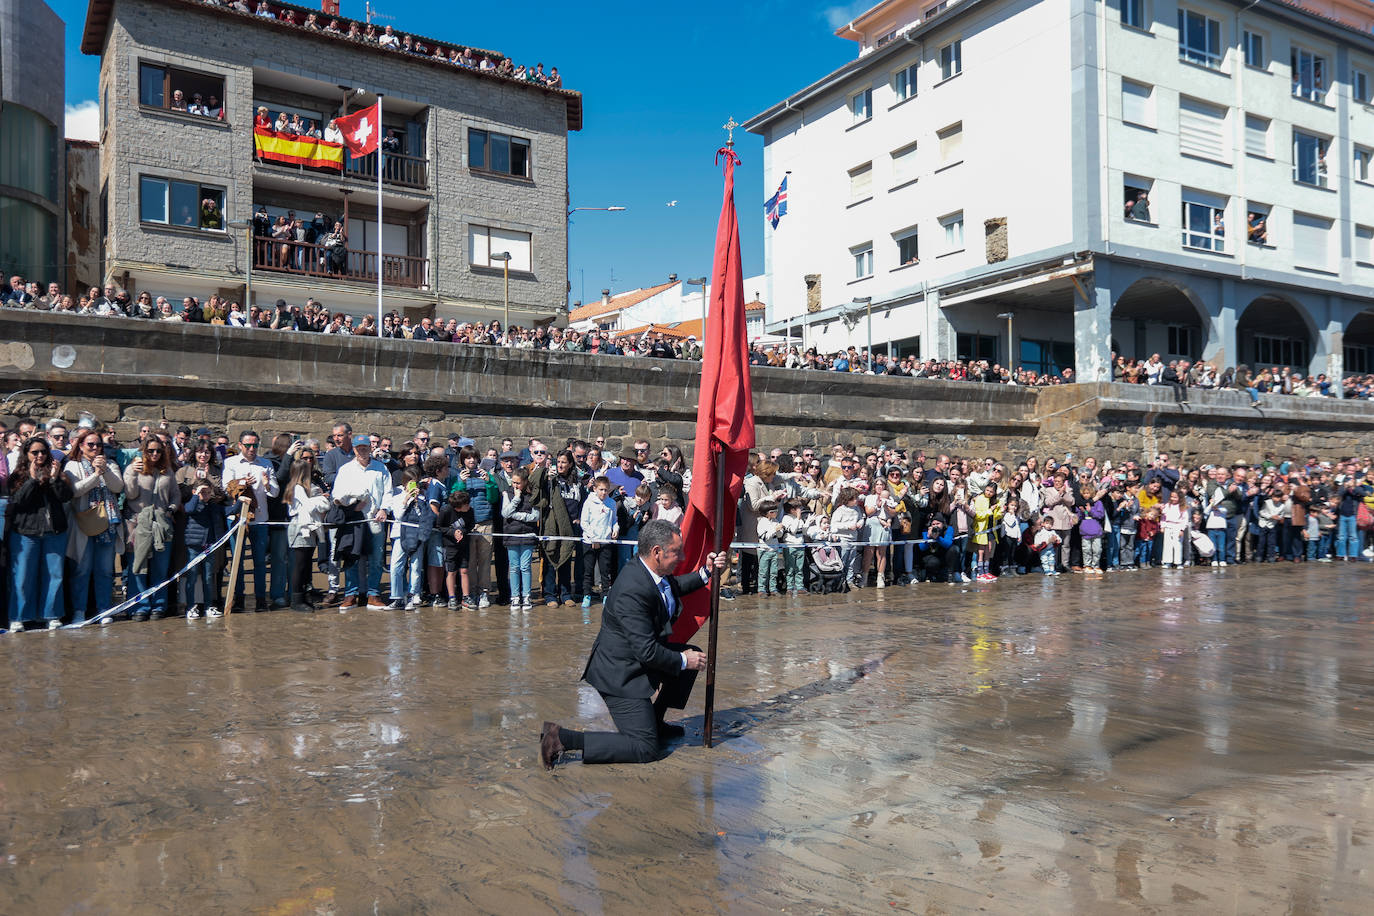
[335, 103, 381, 156]
[252, 128, 344, 171]
[764, 175, 788, 229]
[671, 147, 756, 644]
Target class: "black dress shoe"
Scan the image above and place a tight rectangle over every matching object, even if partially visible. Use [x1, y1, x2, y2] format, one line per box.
[657, 721, 686, 739]
[132, 612, 149, 622]
[540, 721, 564, 770]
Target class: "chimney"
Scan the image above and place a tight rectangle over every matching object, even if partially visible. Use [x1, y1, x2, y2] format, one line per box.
[601, 289, 611, 306]
[668, 273, 678, 282]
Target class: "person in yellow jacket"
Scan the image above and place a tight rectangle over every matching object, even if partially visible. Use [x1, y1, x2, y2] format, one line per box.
[971, 482, 1004, 581]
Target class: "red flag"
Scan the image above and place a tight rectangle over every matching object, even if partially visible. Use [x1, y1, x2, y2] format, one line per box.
[670, 148, 756, 643]
[335, 103, 380, 156]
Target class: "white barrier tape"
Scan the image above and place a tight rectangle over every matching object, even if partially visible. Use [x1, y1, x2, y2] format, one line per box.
[68, 519, 243, 628]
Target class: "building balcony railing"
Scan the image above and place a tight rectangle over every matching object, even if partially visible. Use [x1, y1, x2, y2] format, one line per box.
[253, 141, 428, 190]
[252, 235, 426, 288]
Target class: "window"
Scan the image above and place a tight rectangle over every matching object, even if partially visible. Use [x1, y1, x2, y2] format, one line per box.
[937, 122, 963, 166]
[0, 103, 57, 201]
[1247, 202, 1271, 245]
[1255, 335, 1308, 367]
[1245, 113, 1271, 158]
[138, 62, 225, 118]
[139, 176, 224, 230]
[1243, 30, 1265, 69]
[1180, 189, 1227, 252]
[1177, 9, 1222, 69]
[1178, 96, 1228, 162]
[925, 1, 948, 18]
[1292, 212, 1332, 270]
[1166, 326, 1195, 358]
[851, 89, 872, 123]
[940, 211, 965, 252]
[1356, 225, 1374, 263]
[1353, 67, 1371, 104]
[895, 227, 919, 265]
[939, 40, 962, 80]
[1355, 146, 1373, 182]
[1123, 176, 1153, 222]
[852, 242, 874, 279]
[468, 128, 531, 177]
[1346, 341, 1373, 374]
[893, 63, 918, 102]
[957, 333, 998, 362]
[1291, 47, 1328, 102]
[469, 224, 532, 272]
[1293, 130, 1329, 187]
[1122, 79, 1154, 127]
[1020, 339, 1074, 377]
[849, 162, 873, 202]
[1121, 0, 1145, 30]
[891, 142, 919, 185]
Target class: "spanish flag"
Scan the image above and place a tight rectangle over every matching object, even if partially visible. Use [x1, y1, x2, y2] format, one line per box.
[253, 127, 344, 171]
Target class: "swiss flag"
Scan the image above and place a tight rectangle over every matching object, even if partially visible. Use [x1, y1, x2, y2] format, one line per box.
[335, 103, 380, 156]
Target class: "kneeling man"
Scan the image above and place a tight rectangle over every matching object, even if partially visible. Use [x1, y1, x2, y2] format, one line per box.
[541, 520, 725, 767]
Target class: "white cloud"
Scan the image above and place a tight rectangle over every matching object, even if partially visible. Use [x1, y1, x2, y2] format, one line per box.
[822, 1, 871, 29]
[65, 101, 99, 141]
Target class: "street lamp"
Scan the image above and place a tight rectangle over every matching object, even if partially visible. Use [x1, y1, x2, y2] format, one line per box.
[685, 277, 707, 340]
[997, 311, 1015, 368]
[566, 205, 626, 310]
[227, 219, 253, 307]
[852, 297, 873, 372]
[491, 251, 512, 329]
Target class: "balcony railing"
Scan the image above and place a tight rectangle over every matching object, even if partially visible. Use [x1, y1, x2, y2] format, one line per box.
[252, 235, 426, 288]
[254, 147, 428, 190]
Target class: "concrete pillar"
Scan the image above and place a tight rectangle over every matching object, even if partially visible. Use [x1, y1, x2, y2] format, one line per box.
[1324, 301, 1345, 398]
[925, 288, 954, 360]
[1203, 277, 1237, 368]
[1074, 264, 1113, 382]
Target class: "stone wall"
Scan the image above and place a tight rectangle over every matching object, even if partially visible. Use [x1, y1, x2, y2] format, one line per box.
[2, 314, 1371, 463]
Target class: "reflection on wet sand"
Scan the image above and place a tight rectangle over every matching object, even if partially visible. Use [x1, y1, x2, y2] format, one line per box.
[1, 564, 1372, 912]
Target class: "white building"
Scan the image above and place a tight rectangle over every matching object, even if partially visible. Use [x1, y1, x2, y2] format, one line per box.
[745, 0, 1374, 386]
[569, 273, 768, 342]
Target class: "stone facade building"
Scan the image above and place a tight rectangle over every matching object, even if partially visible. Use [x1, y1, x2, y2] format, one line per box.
[80, 0, 580, 322]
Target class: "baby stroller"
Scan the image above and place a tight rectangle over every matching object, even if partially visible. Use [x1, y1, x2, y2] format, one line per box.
[808, 544, 849, 594]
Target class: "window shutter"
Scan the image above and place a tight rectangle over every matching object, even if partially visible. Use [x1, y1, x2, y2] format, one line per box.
[1179, 97, 1227, 161]
[1245, 114, 1269, 157]
[1122, 81, 1150, 125]
[1292, 213, 1330, 268]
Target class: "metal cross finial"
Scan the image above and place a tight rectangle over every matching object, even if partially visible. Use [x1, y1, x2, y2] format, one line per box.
[723, 116, 739, 147]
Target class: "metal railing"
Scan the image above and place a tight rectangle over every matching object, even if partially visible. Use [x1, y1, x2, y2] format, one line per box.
[252, 235, 426, 288]
[254, 149, 428, 190]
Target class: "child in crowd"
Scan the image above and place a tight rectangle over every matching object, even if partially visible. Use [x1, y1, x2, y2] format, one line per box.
[387, 467, 432, 609]
[1115, 483, 1139, 568]
[1160, 489, 1188, 568]
[780, 499, 808, 594]
[579, 476, 619, 607]
[1078, 485, 1106, 575]
[830, 487, 864, 587]
[971, 482, 1002, 581]
[436, 489, 474, 609]
[755, 500, 783, 597]
[619, 483, 653, 568]
[1135, 505, 1160, 568]
[501, 467, 539, 610]
[650, 484, 684, 527]
[1033, 515, 1062, 575]
[863, 478, 898, 588]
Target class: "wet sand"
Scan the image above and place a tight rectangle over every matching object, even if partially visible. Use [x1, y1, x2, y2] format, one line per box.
[2, 564, 1373, 913]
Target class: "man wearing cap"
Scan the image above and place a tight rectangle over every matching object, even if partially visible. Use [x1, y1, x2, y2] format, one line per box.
[491, 448, 521, 604]
[682, 335, 702, 360]
[331, 435, 390, 609]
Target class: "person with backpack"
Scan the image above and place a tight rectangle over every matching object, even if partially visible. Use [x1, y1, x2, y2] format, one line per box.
[387, 467, 434, 609]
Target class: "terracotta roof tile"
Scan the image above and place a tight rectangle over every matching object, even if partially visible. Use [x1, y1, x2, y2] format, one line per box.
[568, 280, 681, 322]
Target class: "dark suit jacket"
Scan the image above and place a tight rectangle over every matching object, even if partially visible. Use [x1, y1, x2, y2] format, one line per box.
[582, 557, 706, 699]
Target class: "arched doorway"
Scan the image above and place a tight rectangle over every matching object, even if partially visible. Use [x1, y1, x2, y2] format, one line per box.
[1237, 295, 1316, 372]
[1345, 309, 1374, 379]
[1110, 277, 1209, 362]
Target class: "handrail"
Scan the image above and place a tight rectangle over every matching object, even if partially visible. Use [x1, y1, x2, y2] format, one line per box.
[252, 234, 426, 288]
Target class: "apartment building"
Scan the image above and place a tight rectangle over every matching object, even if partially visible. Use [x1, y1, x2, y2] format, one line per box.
[746, 0, 1374, 386]
[81, 0, 580, 322]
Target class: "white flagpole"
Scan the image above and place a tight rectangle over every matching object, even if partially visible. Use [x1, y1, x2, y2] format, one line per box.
[375, 93, 384, 335]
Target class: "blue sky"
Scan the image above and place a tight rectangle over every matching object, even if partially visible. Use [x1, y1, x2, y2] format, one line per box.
[53, 0, 868, 302]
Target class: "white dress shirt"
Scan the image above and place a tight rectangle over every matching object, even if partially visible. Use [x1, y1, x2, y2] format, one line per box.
[222, 454, 279, 522]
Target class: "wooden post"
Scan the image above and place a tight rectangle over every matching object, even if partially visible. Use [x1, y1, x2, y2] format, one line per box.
[221, 503, 251, 619]
[703, 451, 727, 748]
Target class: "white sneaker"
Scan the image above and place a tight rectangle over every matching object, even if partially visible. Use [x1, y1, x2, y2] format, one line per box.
[876, 579, 886, 589]
[406, 595, 423, 610]
[47, 619, 62, 630]
[186, 606, 202, 619]
[478, 593, 491, 609]
[206, 606, 223, 618]
[522, 598, 533, 611]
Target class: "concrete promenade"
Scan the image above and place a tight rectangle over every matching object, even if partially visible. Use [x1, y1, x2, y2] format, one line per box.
[1, 563, 1371, 912]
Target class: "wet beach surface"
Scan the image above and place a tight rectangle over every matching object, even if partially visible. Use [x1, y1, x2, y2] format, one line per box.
[2, 564, 1373, 914]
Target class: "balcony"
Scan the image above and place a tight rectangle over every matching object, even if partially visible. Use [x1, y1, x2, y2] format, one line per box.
[252, 134, 428, 190]
[345, 150, 427, 190]
[252, 235, 426, 288]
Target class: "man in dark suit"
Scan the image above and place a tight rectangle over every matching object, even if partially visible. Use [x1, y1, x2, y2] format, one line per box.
[541, 519, 725, 767]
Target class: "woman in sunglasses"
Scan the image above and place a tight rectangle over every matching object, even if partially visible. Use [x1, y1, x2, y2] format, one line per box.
[7, 437, 75, 631]
[63, 428, 125, 624]
[123, 437, 179, 621]
[176, 441, 227, 618]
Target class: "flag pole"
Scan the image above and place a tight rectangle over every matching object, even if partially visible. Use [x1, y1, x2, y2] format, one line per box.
[375, 92, 384, 335]
[703, 445, 726, 748]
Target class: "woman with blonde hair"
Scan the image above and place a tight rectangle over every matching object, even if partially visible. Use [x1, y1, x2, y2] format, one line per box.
[123, 437, 179, 620]
[64, 428, 125, 624]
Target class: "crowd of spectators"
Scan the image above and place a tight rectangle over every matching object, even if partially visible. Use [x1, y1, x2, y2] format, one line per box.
[200, 0, 562, 89]
[5, 272, 1373, 399]
[2, 409, 1371, 631]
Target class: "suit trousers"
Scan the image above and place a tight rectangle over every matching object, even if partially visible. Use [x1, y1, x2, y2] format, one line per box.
[581, 644, 699, 765]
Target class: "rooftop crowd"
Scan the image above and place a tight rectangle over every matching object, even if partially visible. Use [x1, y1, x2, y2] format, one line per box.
[5, 273, 1373, 400]
[1, 405, 1371, 631]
